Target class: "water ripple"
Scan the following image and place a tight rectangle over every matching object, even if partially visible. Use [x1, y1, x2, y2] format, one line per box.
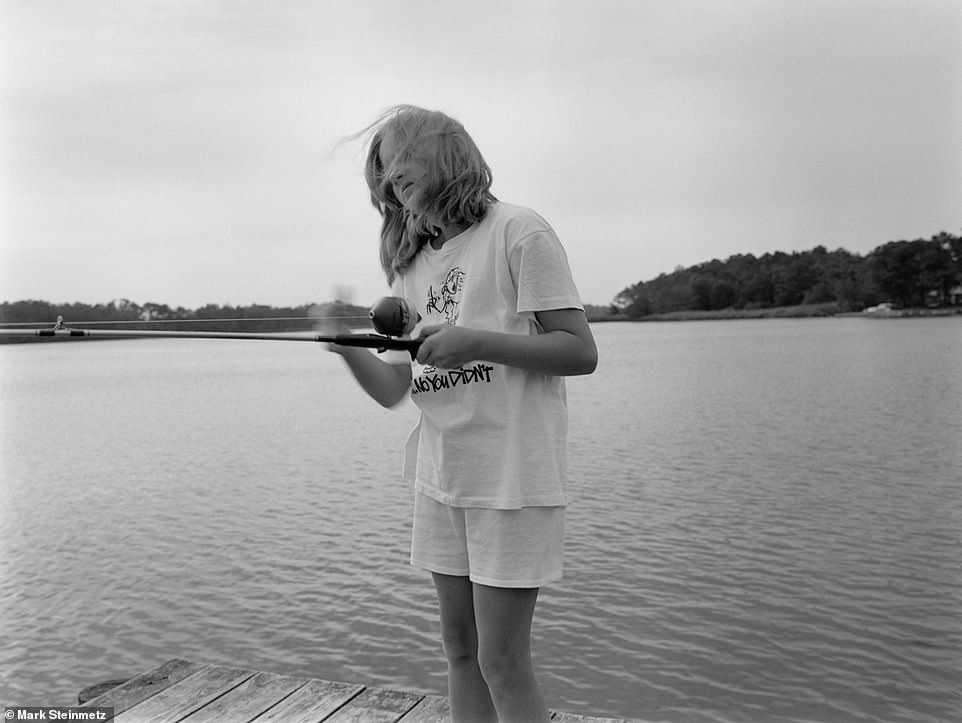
[2, 322, 961, 721]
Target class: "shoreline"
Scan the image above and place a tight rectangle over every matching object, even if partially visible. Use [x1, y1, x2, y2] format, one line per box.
[1, 306, 959, 344]
[586, 305, 962, 323]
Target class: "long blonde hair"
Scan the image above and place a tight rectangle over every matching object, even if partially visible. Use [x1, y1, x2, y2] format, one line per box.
[360, 106, 496, 284]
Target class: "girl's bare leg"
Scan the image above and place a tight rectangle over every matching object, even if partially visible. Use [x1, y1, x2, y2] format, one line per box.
[432, 573, 497, 723]
[473, 583, 549, 723]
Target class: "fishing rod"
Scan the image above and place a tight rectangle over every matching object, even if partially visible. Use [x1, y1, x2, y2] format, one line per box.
[0, 315, 372, 327]
[0, 297, 424, 357]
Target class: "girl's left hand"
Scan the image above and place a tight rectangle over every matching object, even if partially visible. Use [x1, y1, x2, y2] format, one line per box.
[416, 325, 480, 368]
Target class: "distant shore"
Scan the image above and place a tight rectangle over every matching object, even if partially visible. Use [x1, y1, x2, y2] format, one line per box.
[584, 303, 962, 323]
[1, 304, 959, 344]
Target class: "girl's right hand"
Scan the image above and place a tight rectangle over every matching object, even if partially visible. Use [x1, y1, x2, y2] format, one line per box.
[309, 302, 353, 354]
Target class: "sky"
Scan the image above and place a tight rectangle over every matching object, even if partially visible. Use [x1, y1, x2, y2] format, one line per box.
[1, 0, 960, 309]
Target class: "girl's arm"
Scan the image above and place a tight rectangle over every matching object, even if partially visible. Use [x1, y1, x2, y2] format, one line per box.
[415, 308, 597, 376]
[312, 303, 411, 408]
[333, 346, 412, 408]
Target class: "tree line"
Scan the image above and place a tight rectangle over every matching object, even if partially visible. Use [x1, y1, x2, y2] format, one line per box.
[613, 231, 961, 319]
[3, 230, 959, 326]
[0, 299, 373, 332]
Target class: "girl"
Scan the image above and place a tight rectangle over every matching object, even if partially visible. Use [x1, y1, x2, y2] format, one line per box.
[328, 105, 597, 722]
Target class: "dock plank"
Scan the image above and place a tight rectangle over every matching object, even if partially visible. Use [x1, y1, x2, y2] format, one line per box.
[325, 685, 423, 722]
[250, 678, 365, 723]
[80, 658, 205, 715]
[397, 694, 450, 722]
[112, 664, 255, 723]
[552, 713, 630, 723]
[179, 670, 309, 722]
[84, 659, 641, 722]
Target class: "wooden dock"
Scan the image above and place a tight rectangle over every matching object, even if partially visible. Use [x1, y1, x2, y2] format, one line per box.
[80, 658, 640, 722]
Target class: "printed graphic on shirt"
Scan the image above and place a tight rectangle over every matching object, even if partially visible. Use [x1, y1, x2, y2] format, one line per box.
[414, 265, 497, 396]
[412, 362, 495, 396]
[426, 267, 464, 325]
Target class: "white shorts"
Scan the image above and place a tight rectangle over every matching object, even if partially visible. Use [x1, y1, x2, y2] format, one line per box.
[410, 491, 565, 588]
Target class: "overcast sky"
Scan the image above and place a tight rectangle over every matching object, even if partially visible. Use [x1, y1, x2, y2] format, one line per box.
[2, 0, 959, 309]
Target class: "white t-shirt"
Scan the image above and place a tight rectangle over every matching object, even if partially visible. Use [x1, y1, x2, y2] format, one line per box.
[390, 202, 584, 509]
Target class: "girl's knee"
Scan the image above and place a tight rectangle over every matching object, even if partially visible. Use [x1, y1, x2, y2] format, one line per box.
[477, 644, 532, 688]
[441, 634, 476, 664]
[439, 618, 479, 664]
[433, 574, 479, 663]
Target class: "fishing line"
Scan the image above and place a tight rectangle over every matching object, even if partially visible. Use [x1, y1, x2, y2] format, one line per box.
[0, 297, 424, 356]
[0, 315, 372, 327]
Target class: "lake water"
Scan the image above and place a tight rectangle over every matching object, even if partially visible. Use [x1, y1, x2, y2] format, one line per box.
[1, 317, 960, 722]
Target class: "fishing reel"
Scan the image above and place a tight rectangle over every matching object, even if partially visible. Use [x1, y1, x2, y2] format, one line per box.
[369, 296, 421, 337]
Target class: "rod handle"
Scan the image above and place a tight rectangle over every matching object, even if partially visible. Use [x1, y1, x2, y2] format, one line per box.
[329, 334, 422, 358]
[37, 329, 88, 337]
